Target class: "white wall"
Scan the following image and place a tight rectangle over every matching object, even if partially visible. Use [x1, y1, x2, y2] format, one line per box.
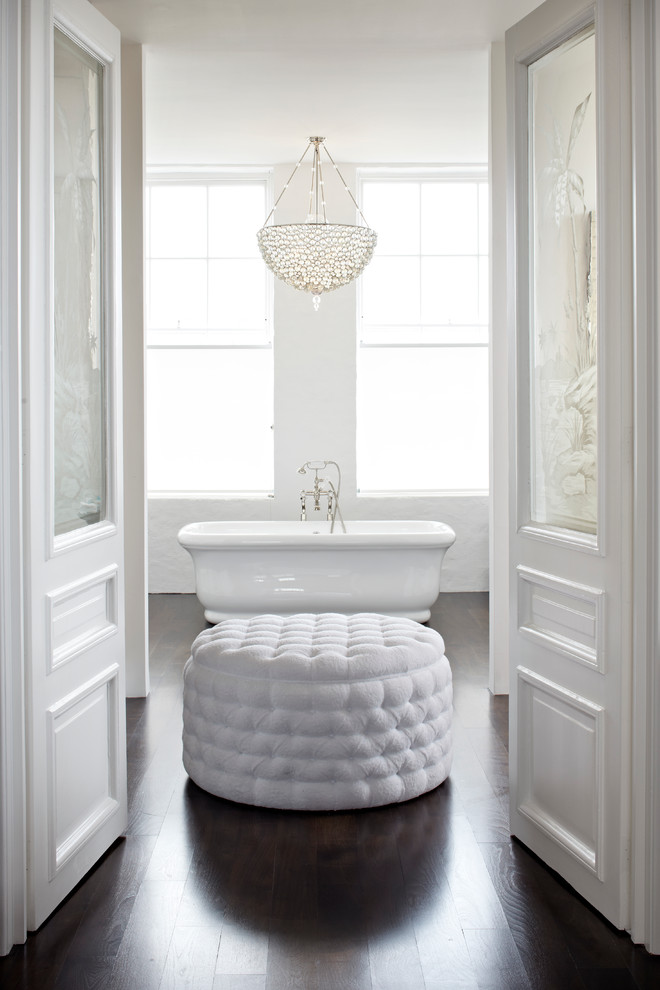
[121, 41, 149, 696]
[144, 49, 491, 595]
[489, 40, 509, 693]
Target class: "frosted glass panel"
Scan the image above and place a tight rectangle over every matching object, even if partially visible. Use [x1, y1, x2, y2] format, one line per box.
[529, 29, 597, 534]
[147, 348, 274, 492]
[357, 347, 489, 491]
[53, 30, 106, 536]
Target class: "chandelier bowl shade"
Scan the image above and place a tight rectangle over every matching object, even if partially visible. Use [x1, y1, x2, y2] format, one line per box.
[256, 137, 377, 304]
[257, 221, 377, 295]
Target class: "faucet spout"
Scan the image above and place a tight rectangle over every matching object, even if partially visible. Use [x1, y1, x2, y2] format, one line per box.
[297, 460, 346, 533]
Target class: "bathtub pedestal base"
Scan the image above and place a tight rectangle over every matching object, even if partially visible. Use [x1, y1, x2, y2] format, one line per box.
[182, 612, 453, 811]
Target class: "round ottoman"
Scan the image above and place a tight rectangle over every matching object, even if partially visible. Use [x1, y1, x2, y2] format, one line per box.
[182, 612, 453, 811]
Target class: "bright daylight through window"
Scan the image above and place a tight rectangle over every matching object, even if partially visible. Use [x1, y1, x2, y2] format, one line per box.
[358, 173, 489, 492]
[146, 176, 273, 494]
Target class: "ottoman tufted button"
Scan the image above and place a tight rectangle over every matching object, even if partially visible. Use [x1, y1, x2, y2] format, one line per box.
[182, 612, 452, 811]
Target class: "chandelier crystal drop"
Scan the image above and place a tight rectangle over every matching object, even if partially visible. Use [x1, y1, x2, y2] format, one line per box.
[257, 137, 377, 307]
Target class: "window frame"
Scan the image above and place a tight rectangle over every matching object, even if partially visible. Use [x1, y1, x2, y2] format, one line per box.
[145, 167, 274, 349]
[357, 166, 489, 496]
[145, 168, 275, 496]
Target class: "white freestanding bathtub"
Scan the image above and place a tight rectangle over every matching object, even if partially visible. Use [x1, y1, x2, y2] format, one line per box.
[177, 520, 456, 623]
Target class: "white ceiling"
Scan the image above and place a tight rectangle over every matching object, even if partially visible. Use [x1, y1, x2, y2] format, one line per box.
[91, 0, 543, 164]
[91, 0, 543, 50]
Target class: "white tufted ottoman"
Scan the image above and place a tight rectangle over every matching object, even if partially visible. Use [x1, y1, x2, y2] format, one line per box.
[182, 613, 452, 811]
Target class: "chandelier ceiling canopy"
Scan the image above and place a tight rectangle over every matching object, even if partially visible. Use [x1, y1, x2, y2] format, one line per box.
[257, 137, 377, 309]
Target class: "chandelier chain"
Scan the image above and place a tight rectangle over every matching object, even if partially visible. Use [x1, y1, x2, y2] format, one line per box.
[262, 141, 314, 227]
[317, 148, 327, 222]
[321, 143, 371, 228]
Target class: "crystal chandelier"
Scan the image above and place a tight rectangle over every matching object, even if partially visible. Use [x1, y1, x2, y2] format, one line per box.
[257, 137, 377, 310]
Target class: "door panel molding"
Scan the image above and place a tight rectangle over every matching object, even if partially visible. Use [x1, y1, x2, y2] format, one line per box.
[47, 663, 121, 877]
[52, 521, 119, 558]
[517, 565, 604, 670]
[516, 666, 604, 877]
[47, 565, 118, 672]
[518, 523, 600, 554]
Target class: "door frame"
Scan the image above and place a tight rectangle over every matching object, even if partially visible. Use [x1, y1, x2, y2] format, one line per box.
[630, 0, 660, 954]
[0, 0, 27, 957]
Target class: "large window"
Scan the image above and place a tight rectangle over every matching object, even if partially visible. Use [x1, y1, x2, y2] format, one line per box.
[358, 171, 489, 492]
[146, 174, 273, 494]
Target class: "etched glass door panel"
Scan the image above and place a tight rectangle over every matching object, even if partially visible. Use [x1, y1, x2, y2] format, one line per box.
[529, 29, 597, 535]
[53, 28, 106, 536]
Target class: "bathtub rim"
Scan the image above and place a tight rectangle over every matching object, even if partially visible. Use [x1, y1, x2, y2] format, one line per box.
[177, 519, 456, 551]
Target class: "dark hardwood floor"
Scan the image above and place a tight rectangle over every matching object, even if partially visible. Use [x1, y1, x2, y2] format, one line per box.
[2, 593, 659, 989]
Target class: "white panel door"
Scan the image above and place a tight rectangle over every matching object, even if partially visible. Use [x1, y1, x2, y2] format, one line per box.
[23, 0, 126, 929]
[506, 0, 632, 927]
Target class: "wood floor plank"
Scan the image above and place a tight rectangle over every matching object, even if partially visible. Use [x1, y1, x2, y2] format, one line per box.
[450, 727, 500, 804]
[507, 840, 631, 973]
[464, 927, 531, 990]
[442, 824, 509, 932]
[271, 816, 318, 929]
[52, 835, 158, 990]
[466, 725, 510, 797]
[215, 919, 270, 977]
[144, 818, 196, 883]
[213, 976, 267, 990]
[479, 841, 590, 990]
[368, 925, 426, 990]
[315, 937, 372, 990]
[578, 971, 638, 989]
[159, 926, 222, 990]
[0, 878, 95, 989]
[106, 879, 186, 990]
[265, 934, 322, 990]
[408, 882, 480, 989]
[622, 941, 660, 989]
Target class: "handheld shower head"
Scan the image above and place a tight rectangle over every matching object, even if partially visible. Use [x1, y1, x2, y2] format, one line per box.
[298, 460, 328, 475]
